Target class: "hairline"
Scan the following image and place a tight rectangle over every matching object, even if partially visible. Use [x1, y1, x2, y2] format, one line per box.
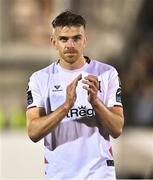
[52, 25, 86, 37]
[52, 24, 86, 29]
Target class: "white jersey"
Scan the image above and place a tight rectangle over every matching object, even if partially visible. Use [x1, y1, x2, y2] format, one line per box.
[27, 58, 122, 180]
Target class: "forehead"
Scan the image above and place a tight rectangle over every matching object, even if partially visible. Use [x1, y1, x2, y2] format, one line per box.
[53, 26, 85, 36]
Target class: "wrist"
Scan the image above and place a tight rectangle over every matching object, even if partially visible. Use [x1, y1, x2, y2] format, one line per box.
[90, 97, 101, 107]
[63, 101, 72, 111]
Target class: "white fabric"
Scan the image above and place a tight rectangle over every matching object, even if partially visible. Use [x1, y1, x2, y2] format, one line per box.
[27, 59, 122, 180]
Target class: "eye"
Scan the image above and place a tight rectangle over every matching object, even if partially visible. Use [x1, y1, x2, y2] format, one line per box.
[73, 35, 82, 42]
[59, 37, 68, 42]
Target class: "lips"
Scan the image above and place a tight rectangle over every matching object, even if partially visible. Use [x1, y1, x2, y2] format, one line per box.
[64, 49, 78, 54]
[64, 52, 77, 54]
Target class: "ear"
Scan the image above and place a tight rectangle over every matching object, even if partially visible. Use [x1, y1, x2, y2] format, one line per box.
[50, 36, 58, 49]
[83, 35, 88, 48]
[50, 36, 55, 46]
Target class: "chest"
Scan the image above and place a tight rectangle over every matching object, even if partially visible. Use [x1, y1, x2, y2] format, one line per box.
[42, 71, 107, 118]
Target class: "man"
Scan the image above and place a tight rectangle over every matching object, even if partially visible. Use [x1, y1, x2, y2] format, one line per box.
[26, 11, 124, 180]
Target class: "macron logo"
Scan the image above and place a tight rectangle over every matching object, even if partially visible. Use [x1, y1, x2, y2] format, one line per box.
[52, 85, 63, 92]
[54, 85, 60, 89]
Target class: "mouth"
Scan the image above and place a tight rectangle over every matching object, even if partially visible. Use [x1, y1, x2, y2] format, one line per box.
[64, 49, 78, 54]
[64, 52, 77, 55]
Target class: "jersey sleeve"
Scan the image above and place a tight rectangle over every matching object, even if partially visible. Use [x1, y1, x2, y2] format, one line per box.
[26, 73, 44, 109]
[106, 68, 122, 107]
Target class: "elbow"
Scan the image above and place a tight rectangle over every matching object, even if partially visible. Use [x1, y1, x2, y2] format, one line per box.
[112, 117, 124, 139]
[111, 121, 124, 139]
[27, 119, 42, 143]
[29, 135, 40, 143]
[28, 129, 41, 143]
[111, 128, 123, 139]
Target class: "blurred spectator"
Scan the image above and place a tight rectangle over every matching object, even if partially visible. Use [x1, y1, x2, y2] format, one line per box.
[122, 43, 153, 126]
[10, 0, 53, 45]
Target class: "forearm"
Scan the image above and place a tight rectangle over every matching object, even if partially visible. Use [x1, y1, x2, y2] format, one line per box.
[91, 98, 124, 138]
[27, 102, 70, 142]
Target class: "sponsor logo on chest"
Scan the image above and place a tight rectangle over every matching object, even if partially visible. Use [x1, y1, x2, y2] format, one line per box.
[67, 106, 95, 118]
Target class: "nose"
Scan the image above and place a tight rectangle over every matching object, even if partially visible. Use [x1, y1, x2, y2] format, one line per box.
[66, 39, 75, 48]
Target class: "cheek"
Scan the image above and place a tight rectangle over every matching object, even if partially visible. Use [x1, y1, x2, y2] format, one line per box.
[56, 43, 64, 51]
[58, 47, 65, 57]
[78, 42, 85, 51]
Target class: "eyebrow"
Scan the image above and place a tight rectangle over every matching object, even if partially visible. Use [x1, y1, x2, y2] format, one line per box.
[58, 34, 82, 40]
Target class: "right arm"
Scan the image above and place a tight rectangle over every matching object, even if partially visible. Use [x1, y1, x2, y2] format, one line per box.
[26, 74, 81, 143]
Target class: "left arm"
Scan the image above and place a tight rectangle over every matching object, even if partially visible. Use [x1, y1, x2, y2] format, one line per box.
[90, 97, 124, 138]
[82, 75, 124, 138]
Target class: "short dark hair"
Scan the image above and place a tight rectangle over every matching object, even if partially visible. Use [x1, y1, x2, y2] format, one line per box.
[52, 10, 86, 29]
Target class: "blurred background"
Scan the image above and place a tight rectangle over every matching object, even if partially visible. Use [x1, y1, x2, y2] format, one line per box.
[0, 0, 153, 179]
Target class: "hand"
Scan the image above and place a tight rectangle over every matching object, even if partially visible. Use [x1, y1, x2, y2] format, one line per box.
[65, 74, 82, 108]
[82, 75, 100, 104]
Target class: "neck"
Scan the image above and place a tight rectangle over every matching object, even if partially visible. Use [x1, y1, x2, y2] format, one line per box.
[59, 56, 86, 70]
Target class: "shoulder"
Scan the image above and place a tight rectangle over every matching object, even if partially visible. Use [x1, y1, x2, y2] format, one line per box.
[28, 62, 57, 86]
[35, 62, 55, 76]
[30, 62, 56, 79]
[90, 59, 118, 75]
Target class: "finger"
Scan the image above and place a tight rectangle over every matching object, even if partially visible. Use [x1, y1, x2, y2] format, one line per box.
[85, 76, 99, 89]
[85, 75, 98, 83]
[85, 75, 98, 82]
[82, 80, 98, 91]
[76, 74, 82, 81]
[68, 74, 82, 91]
[82, 75, 99, 88]
[82, 85, 96, 95]
[72, 74, 82, 87]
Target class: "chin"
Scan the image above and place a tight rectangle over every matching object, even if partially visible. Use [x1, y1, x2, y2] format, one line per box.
[64, 56, 78, 63]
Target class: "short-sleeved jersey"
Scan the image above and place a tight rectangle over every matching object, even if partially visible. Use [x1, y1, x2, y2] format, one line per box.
[27, 59, 122, 180]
